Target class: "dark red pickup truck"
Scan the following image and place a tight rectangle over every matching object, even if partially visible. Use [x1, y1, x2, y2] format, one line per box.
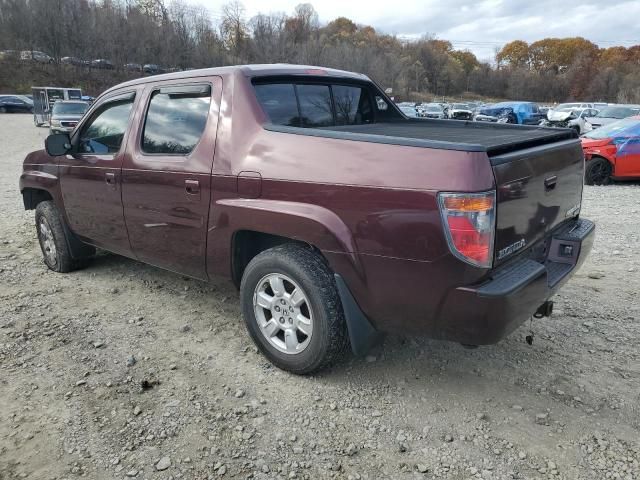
[20, 64, 594, 373]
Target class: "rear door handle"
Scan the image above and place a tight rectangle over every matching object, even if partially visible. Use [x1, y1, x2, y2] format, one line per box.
[185, 179, 200, 201]
[544, 175, 557, 191]
[185, 179, 200, 194]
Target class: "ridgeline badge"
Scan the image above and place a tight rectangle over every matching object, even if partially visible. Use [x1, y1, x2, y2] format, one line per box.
[497, 238, 526, 260]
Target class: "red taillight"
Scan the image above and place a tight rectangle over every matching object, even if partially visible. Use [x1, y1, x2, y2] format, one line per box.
[438, 191, 496, 268]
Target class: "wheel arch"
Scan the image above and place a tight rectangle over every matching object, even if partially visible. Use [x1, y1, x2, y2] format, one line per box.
[210, 198, 362, 286]
[21, 187, 54, 210]
[586, 153, 615, 170]
[20, 169, 60, 210]
[231, 230, 319, 288]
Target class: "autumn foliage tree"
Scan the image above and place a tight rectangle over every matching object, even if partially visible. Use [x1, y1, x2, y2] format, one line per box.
[1, 0, 640, 103]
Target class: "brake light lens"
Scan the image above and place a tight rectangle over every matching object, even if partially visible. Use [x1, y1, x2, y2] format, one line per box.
[305, 68, 327, 75]
[438, 191, 496, 268]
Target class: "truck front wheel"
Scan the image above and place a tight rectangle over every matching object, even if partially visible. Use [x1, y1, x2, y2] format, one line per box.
[240, 244, 349, 374]
[35, 201, 90, 272]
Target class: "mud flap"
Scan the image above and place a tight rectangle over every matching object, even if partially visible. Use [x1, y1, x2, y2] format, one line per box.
[334, 274, 383, 356]
[61, 219, 95, 259]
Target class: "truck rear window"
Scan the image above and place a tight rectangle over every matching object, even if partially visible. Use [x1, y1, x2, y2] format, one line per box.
[254, 82, 374, 128]
[254, 84, 299, 127]
[297, 84, 333, 127]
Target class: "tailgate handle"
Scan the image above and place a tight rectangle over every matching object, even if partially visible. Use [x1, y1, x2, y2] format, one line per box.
[544, 175, 557, 191]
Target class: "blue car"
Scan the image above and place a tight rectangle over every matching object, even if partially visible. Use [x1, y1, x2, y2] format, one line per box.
[475, 101, 545, 125]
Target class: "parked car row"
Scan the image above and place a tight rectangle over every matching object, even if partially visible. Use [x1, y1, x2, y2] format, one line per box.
[395, 98, 640, 133]
[1, 50, 181, 75]
[0, 50, 54, 63]
[397, 102, 477, 120]
[62, 57, 178, 73]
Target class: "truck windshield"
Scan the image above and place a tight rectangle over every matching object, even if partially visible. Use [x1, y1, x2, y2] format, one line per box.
[53, 102, 88, 115]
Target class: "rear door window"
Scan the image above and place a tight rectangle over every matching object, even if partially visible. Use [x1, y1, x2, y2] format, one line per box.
[141, 84, 211, 155]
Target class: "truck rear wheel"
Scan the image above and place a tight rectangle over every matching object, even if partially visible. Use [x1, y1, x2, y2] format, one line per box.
[240, 244, 349, 374]
[585, 157, 612, 185]
[35, 201, 91, 272]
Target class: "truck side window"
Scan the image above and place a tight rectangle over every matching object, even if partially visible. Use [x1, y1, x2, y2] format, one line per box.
[79, 98, 135, 155]
[333, 85, 373, 125]
[142, 85, 211, 155]
[296, 84, 333, 127]
[254, 84, 300, 127]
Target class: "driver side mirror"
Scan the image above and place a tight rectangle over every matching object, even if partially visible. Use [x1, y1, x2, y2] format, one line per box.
[45, 133, 71, 156]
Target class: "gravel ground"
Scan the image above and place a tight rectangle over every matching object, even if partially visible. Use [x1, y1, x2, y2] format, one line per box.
[1, 114, 639, 480]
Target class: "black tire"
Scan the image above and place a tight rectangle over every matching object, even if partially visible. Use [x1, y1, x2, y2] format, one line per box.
[585, 157, 612, 186]
[35, 201, 91, 272]
[240, 244, 349, 374]
[572, 125, 581, 135]
[0, 106, 6, 113]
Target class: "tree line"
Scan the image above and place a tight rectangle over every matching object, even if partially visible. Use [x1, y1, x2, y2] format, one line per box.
[1, 0, 639, 103]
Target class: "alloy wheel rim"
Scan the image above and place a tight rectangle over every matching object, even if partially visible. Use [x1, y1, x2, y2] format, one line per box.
[39, 219, 57, 265]
[591, 162, 609, 184]
[253, 273, 313, 354]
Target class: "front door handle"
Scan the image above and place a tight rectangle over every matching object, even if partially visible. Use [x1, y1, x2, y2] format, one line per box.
[185, 179, 200, 195]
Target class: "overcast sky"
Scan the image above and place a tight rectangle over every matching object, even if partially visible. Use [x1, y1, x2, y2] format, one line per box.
[196, 0, 640, 61]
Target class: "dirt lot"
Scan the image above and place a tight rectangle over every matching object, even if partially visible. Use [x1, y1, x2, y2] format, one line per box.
[1, 114, 638, 480]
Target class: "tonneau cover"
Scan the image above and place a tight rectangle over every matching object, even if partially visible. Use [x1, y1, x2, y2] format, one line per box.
[321, 120, 576, 155]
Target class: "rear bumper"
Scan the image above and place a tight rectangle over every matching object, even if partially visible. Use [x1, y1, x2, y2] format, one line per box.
[329, 217, 594, 352]
[436, 217, 595, 344]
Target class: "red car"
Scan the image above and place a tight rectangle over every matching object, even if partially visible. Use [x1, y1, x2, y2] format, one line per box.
[582, 116, 640, 184]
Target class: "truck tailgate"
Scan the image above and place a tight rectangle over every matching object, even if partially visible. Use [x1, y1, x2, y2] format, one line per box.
[491, 139, 584, 266]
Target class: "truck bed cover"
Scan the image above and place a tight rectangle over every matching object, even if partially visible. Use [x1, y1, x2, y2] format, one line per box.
[265, 119, 576, 157]
[321, 120, 577, 156]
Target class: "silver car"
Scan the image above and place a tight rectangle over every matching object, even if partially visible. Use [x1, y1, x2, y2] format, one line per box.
[584, 105, 640, 131]
[49, 100, 89, 134]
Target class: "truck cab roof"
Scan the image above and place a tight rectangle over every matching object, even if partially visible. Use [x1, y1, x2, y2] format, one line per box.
[102, 64, 369, 96]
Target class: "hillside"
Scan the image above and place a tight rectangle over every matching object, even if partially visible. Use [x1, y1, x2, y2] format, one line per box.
[0, 61, 142, 96]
